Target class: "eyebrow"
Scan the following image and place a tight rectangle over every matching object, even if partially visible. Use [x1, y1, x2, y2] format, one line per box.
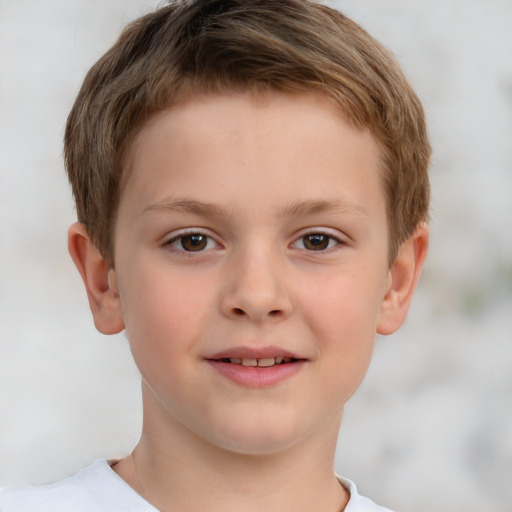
[143, 197, 367, 219]
[143, 198, 230, 217]
[281, 199, 368, 218]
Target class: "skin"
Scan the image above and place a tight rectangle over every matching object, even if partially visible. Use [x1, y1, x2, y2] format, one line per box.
[69, 91, 428, 512]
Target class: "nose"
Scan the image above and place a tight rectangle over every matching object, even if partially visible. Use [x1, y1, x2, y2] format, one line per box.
[220, 247, 293, 323]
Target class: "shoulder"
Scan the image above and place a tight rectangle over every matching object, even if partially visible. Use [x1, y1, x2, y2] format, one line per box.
[339, 476, 395, 512]
[0, 460, 156, 512]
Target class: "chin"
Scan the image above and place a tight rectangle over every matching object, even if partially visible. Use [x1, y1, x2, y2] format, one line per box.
[216, 437, 300, 458]
[203, 418, 307, 457]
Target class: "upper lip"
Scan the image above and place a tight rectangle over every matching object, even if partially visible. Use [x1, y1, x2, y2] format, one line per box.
[207, 346, 304, 360]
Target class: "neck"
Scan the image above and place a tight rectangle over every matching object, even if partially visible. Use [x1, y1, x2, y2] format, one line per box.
[113, 391, 348, 512]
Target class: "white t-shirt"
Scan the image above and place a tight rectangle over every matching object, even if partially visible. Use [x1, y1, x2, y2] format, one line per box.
[0, 460, 393, 512]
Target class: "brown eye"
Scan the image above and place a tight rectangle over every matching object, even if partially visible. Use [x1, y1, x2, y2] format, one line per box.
[168, 233, 216, 252]
[181, 234, 207, 251]
[302, 234, 331, 250]
[293, 232, 342, 251]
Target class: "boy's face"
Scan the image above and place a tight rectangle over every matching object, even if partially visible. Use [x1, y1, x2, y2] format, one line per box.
[100, 92, 407, 455]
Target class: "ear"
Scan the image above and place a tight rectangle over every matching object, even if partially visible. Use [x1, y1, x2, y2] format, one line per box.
[68, 222, 125, 335]
[377, 223, 429, 335]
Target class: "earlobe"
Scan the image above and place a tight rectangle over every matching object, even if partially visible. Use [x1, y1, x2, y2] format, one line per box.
[67, 222, 125, 335]
[377, 223, 429, 335]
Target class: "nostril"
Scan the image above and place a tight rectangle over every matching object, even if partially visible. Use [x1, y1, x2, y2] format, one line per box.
[269, 310, 282, 317]
[233, 308, 245, 316]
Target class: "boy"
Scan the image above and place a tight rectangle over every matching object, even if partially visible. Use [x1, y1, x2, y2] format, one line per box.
[0, 0, 430, 510]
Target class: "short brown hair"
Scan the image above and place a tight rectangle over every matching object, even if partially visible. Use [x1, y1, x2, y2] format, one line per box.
[64, 0, 430, 266]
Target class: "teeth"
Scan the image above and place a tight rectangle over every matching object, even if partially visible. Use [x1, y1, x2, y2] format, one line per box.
[227, 357, 293, 367]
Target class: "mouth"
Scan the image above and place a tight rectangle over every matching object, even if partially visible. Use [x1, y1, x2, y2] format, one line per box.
[205, 348, 306, 388]
[214, 356, 299, 368]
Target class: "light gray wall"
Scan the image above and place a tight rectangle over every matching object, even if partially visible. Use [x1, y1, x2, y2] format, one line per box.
[0, 1, 511, 511]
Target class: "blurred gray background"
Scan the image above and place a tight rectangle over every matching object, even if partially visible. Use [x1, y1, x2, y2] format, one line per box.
[0, 1, 511, 511]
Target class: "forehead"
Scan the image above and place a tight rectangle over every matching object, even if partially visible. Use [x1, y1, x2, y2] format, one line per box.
[120, 91, 384, 223]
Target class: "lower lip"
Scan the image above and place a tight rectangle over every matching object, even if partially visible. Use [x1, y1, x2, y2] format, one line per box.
[206, 360, 306, 388]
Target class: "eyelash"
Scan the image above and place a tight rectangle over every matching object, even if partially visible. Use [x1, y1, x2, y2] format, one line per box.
[291, 230, 345, 252]
[164, 229, 346, 254]
[164, 230, 220, 253]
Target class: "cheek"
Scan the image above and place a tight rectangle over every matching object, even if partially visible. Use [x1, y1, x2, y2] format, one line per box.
[302, 273, 384, 338]
[118, 270, 210, 373]
[299, 273, 382, 388]
[121, 262, 208, 327]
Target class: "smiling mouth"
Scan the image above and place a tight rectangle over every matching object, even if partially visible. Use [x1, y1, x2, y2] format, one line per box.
[217, 356, 298, 367]
[206, 352, 305, 387]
